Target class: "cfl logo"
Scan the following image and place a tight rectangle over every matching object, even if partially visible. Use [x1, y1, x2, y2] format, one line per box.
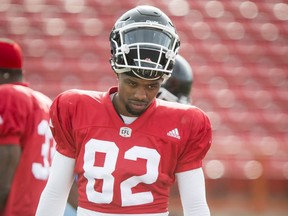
[119, 127, 132, 138]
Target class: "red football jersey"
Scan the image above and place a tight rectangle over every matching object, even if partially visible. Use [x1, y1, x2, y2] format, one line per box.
[0, 83, 56, 216]
[50, 87, 212, 214]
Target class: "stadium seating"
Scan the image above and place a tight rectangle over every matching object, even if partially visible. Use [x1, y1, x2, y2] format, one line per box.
[1, 0, 287, 213]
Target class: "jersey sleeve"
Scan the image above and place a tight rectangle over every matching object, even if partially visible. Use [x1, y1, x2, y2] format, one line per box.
[0, 88, 29, 145]
[176, 108, 212, 173]
[49, 91, 77, 158]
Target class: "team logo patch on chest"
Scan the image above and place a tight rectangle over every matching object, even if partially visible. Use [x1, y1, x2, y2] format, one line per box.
[119, 127, 132, 137]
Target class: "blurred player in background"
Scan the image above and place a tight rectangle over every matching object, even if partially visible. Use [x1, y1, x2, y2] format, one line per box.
[0, 38, 56, 216]
[157, 54, 194, 216]
[36, 5, 212, 216]
[157, 54, 193, 104]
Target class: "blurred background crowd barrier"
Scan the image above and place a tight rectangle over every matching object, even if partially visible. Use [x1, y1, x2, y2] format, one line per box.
[1, 0, 287, 215]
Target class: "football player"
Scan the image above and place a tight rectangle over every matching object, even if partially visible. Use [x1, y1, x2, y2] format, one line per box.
[36, 5, 212, 216]
[0, 38, 56, 216]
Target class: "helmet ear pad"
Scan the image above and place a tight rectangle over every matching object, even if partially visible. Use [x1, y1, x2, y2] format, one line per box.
[110, 31, 119, 57]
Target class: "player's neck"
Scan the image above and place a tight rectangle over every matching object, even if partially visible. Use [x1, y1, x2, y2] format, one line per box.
[110, 92, 138, 124]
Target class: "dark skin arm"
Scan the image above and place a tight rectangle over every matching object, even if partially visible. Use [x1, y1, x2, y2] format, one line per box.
[67, 180, 78, 209]
[0, 144, 78, 211]
[0, 145, 21, 210]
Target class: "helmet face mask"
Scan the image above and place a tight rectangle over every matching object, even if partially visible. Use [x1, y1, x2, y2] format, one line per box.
[110, 5, 180, 80]
[157, 87, 179, 102]
[157, 87, 191, 104]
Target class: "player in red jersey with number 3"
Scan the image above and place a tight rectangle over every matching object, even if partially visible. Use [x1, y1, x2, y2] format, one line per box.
[0, 38, 56, 216]
[36, 5, 212, 216]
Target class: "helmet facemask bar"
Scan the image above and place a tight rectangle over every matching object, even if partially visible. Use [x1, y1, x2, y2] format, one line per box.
[157, 87, 179, 102]
[111, 22, 180, 80]
[157, 87, 192, 104]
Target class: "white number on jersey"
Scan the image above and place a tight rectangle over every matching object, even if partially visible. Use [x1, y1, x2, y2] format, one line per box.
[32, 119, 56, 180]
[84, 139, 119, 203]
[83, 139, 161, 206]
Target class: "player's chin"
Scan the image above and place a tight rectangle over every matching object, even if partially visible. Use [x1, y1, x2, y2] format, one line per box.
[126, 104, 147, 116]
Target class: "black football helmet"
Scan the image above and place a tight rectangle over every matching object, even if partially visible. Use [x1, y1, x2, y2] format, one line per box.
[109, 5, 180, 80]
[157, 55, 193, 104]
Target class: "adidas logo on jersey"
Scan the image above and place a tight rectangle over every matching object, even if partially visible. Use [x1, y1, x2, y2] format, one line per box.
[167, 128, 180, 139]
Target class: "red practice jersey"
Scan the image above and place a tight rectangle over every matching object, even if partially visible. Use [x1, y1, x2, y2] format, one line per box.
[50, 87, 212, 214]
[0, 83, 56, 216]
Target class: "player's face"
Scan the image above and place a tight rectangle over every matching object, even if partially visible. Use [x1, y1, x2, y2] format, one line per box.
[115, 73, 163, 117]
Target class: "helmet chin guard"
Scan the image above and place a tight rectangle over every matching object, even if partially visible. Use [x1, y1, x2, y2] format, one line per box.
[110, 5, 180, 80]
